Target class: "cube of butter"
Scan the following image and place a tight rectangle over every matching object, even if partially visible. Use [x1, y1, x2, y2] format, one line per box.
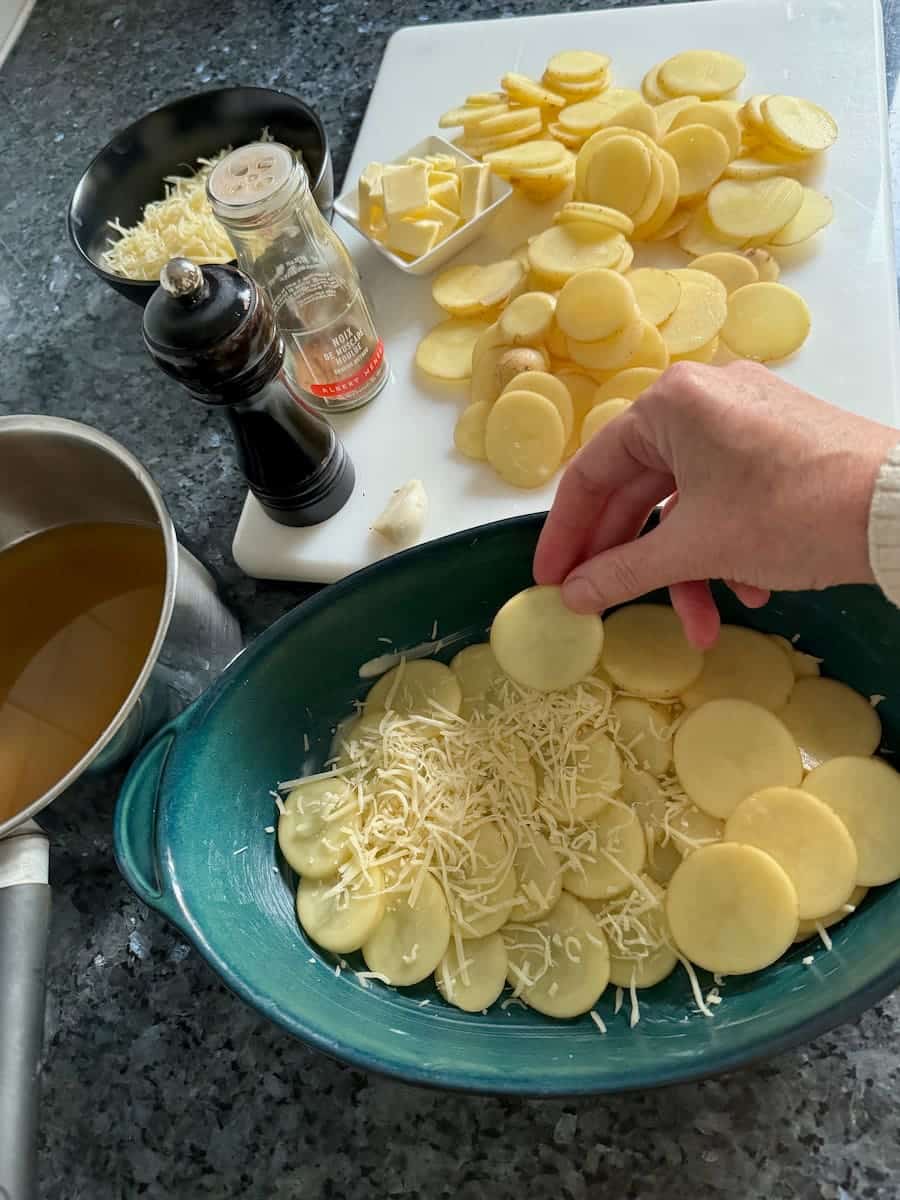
[358, 162, 384, 233]
[408, 200, 459, 240]
[382, 162, 431, 220]
[384, 218, 442, 260]
[428, 172, 461, 213]
[458, 162, 491, 223]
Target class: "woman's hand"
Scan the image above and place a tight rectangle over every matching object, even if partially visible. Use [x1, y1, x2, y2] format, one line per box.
[534, 360, 898, 647]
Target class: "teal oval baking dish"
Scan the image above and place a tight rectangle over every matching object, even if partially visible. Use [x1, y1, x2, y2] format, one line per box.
[114, 514, 900, 1095]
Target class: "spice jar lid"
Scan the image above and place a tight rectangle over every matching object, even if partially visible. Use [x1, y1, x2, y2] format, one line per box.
[207, 142, 298, 218]
[142, 258, 280, 402]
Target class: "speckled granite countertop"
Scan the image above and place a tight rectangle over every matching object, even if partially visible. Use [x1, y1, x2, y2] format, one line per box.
[2, 0, 900, 1196]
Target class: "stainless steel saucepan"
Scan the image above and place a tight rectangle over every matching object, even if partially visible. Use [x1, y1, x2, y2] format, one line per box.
[0, 415, 242, 1200]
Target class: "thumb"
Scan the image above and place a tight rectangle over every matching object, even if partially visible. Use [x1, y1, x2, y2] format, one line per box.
[561, 522, 702, 612]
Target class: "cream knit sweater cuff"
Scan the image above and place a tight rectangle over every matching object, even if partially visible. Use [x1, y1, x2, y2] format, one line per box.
[868, 441, 900, 606]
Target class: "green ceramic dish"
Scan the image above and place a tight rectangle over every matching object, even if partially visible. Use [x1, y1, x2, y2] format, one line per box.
[114, 514, 900, 1095]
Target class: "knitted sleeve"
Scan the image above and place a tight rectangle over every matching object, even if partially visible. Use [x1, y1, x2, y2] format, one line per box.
[868, 441, 900, 606]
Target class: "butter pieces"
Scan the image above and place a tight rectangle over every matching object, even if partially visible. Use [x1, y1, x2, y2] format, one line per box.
[357, 152, 493, 261]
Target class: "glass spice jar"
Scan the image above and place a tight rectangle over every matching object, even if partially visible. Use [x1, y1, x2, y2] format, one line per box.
[207, 142, 388, 415]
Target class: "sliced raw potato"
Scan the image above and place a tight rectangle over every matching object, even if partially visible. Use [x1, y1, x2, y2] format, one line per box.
[628, 268, 682, 326]
[581, 134, 654, 216]
[666, 842, 799, 974]
[721, 282, 811, 361]
[511, 831, 563, 921]
[416, 318, 490, 380]
[439, 103, 506, 128]
[724, 786, 858, 919]
[502, 72, 567, 110]
[362, 873, 452, 985]
[484, 389, 565, 488]
[678, 204, 744, 257]
[804, 756, 900, 885]
[690, 250, 759, 293]
[681, 624, 795, 711]
[475, 106, 542, 136]
[569, 730, 623, 821]
[740, 93, 771, 133]
[462, 122, 544, 157]
[503, 371, 574, 441]
[432, 259, 525, 316]
[580, 397, 631, 447]
[602, 604, 704, 698]
[455, 821, 519, 936]
[499, 292, 557, 345]
[279, 782, 358, 879]
[661, 125, 730, 202]
[644, 835, 684, 886]
[659, 271, 728, 357]
[331, 711, 385, 769]
[724, 148, 810, 181]
[665, 805, 724, 855]
[793, 649, 821, 677]
[762, 94, 838, 155]
[707, 176, 804, 241]
[557, 368, 601, 458]
[641, 64, 670, 106]
[592, 876, 678, 987]
[795, 885, 867, 943]
[594, 366, 662, 403]
[437, 932, 507, 1012]
[549, 121, 589, 150]
[670, 102, 742, 159]
[454, 399, 490, 460]
[503, 893, 610, 1017]
[484, 139, 567, 176]
[654, 94, 703, 134]
[658, 50, 746, 101]
[611, 696, 673, 775]
[528, 225, 628, 286]
[673, 698, 802, 819]
[366, 659, 462, 720]
[546, 50, 611, 83]
[671, 335, 718, 364]
[555, 202, 634, 236]
[297, 865, 387, 955]
[652, 207, 693, 241]
[450, 641, 506, 717]
[471, 322, 508, 370]
[741, 247, 781, 282]
[768, 188, 833, 246]
[556, 268, 638, 341]
[564, 805, 647, 899]
[621, 765, 668, 826]
[779, 677, 881, 765]
[550, 73, 610, 101]
[496, 346, 551, 390]
[490, 584, 604, 692]
[568, 318, 645, 371]
[632, 148, 680, 241]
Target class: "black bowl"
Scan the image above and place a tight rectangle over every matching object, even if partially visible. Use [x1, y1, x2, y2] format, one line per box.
[68, 86, 335, 306]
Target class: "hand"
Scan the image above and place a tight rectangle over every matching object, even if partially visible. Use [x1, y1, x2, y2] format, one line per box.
[534, 360, 898, 647]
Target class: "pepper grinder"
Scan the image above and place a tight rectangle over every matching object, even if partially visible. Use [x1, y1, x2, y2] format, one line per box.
[142, 257, 355, 527]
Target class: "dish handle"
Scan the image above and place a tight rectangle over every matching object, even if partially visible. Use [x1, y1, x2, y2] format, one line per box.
[113, 725, 180, 922]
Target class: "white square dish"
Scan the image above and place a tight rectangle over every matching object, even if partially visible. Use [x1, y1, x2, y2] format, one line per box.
[333, 134, 513, 277]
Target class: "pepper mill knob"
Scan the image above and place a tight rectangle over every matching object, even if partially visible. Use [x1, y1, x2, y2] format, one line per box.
[159, 257, 205, 301]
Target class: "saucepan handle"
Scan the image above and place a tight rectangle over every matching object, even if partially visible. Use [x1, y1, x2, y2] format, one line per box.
[0, 876, 52, 1200]
[113, 726, 180, 921]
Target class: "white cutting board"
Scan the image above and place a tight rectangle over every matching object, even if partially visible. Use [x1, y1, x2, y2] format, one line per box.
[233, 0, 899, 584]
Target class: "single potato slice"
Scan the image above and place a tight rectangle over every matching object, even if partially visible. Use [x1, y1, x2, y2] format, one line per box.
[568, 318, 645, 371]
[503, 371, 574, 441]
[282, 776, 353, 841]
[670, 102, 742, 159]
[659, 272, 728, 356]
[580, 397, 631, 447]
[366, 659, 462, 719]
[666, 842, 799, 974]
[555, 202, 635, 236]
[528, 225, 628, 286]
[362, 873, 452, 986]
[279, 786, 359, 880]
[594, 366, 662, 403]
[721, 282, 811, 361]
[707, 176, 804, 242]
[673, 698, 803, 819]
[602, 604, 704, 697]
[762, 94, 838, 155]
[437, 932, 508, 1012]
[768, 188, 834, 246]
[662, 124, 731, 202]
[628, 267, 682, 326]
[450, 641, 507, 718]
[581, 134, 654, 216]
[297, 865, 387, 955]
[416, 319, 490, 380]
[490, 584, 604, 692]
[556, 268, 638, 343]
[432, 260, 525, 316]
[546, 49, 611, 83]
[778, 676, 881, 765]
[592, 876, 679, 987]
[499, 292, 557, 345]
[511, 831, 564, 921]
[502, 72, 567, 109]
[611, 696, 673, 775]
[658, 50, 746, 100]
[690, 250, 759, 293]
[563, 804, 647, 899]
[504, 893, 611, 1017]
[804, 757, 900, 885]
[681, 624, 795, 711]
[641, 63, 670, 106]
[484, 389, 566, 488]
[454, 399, 491, 460]
[724, 786, 858, 920]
